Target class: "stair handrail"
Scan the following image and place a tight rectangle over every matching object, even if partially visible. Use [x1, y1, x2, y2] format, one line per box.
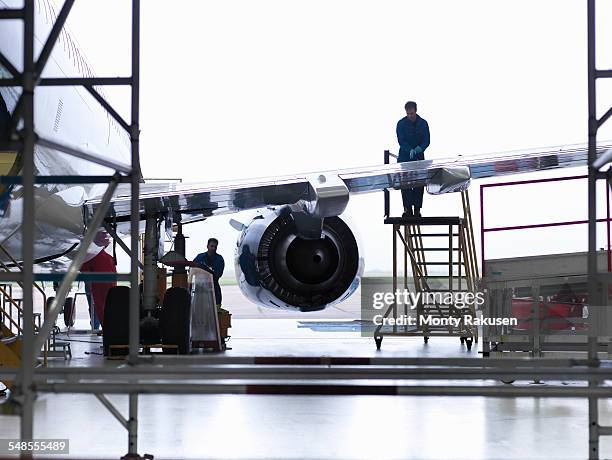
[0, 243, 48, 303]
[461, 191, 480, 282]
[0, 287, 23, 334]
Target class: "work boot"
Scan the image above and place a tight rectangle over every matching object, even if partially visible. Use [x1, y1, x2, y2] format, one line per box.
[414, 207, 422, 218]
[402, 207, 413, 219]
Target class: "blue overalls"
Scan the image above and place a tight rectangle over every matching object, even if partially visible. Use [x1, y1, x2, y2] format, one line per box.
[194, 252, 225, 305]
[396, 114, 430, 211]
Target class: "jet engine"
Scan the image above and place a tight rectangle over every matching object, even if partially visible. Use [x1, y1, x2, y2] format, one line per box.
[235, 207, 363, 312]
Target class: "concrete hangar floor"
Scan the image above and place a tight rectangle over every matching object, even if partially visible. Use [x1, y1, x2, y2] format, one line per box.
[1, 286, 611, 460]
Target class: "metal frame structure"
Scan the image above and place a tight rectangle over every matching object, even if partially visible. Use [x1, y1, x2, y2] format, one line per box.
[587, 1, 612, 457]
[1, 356, 612, 394]
[380, 150, 480, 349]
[375, 212, 479, 349]
[483, 268, 595, 357]
[0, 0, 141, 456]
[0, 2, 609, 460]
[480, 174, 612, 273]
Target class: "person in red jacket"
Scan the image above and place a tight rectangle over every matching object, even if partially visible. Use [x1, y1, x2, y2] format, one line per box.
[80, 231, 117, 328]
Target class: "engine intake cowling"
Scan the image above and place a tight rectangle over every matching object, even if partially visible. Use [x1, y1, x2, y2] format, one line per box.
[235, 208, 362, 312]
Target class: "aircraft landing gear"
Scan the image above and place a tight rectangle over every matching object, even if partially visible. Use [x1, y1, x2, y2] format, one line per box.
[103, 214, 193, 357]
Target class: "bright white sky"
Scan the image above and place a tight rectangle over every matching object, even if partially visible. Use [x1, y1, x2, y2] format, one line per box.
[58, 0, 612, 275]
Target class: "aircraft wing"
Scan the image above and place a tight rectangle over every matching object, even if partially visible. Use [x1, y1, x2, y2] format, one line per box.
[84, 143, 607, 224]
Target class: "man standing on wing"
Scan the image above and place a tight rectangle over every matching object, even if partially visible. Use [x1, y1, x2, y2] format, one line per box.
[396, 100, 430, 218]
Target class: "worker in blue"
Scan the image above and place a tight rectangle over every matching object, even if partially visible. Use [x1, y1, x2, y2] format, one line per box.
[192, 238, 225, 306]
[396, 100, 430, 218]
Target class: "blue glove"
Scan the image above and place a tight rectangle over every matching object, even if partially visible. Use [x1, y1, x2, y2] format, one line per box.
[413, 146, 423, 156]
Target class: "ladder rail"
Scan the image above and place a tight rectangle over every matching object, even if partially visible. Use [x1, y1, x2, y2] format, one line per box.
[0, 243, 47, 308]
[0, 308, 22, 334]
[461, 191, 480, 280]
[449, 223, 453, 303]
[392, 223, 397, 334]
[0, 293, 23, 334]
[458, 223, 463, 293]
[403, 226, 409, 332]
[459, 225, 479, 341]
[417, 224, 428, 276]
[0, 281, 41, 333]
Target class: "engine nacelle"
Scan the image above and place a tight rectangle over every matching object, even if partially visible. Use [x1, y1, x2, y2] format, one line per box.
[235, 207, 363, 312]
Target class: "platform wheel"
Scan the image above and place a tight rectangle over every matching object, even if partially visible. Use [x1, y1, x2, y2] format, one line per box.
[465, 338, 473, 351]
[501, 379, 515, 384]
[374, 336, 383, 350]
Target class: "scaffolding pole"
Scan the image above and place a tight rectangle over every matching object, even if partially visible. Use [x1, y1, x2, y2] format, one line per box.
[0, 0, 142, 457]
[128, 1, 141, 457]
[586, 1, 612, 458]
[19, 0, 35, 445]
[588, 0, 598, 457]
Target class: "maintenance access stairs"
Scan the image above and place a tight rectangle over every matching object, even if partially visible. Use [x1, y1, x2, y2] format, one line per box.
[375, 191, 480, 349]
[0, 245, 47, 371]
[0, 283, 29, 370]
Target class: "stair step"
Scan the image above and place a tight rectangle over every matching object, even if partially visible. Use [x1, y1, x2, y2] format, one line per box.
[0, 335, 17, 346]
[413, 248, 460, 252]
[3, 299, 22, 307]
[416, 262, 463, 265]
[411, 233, 460, 237]
[424, 275, 469, 279]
